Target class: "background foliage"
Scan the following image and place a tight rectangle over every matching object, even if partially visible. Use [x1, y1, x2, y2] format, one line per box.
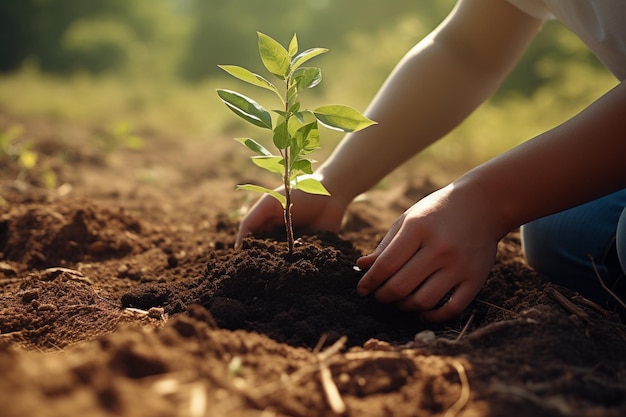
[0, 0, 618, 179]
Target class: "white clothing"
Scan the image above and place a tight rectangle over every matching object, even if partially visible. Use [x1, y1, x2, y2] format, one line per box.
[507, 0, 626, 80]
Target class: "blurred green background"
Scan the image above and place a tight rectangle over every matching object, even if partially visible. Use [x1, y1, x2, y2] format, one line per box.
[0, 0, 618, 179]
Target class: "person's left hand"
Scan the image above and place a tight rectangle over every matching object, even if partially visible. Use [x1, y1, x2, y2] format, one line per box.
[355, 182, 505, 322]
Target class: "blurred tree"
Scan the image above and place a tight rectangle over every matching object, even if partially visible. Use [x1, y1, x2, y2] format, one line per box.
[177, 0, 454, 81]
[178, 0, 297, 81]
[0, 0, 608, 99]
[0, 1, 44, 72]
[0, 0, 163, 74]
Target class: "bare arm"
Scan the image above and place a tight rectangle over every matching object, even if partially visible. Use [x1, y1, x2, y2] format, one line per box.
[463, 79, 626, 237]
[236, 0, 543, 246]
[356, 78, 626, 322]
[318, 0, 543, 205]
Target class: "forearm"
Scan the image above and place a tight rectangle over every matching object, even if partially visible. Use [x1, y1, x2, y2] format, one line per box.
[460, 80, 626, 237]
[317, 0, 540, 204]
[318, 40, 501, 203]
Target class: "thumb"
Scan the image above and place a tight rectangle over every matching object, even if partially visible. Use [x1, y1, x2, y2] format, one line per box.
[235, 197, 285, 249]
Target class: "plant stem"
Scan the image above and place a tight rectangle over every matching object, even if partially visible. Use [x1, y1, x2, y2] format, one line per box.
[283, 76, 294, 255]
[283, 146, 294, 255]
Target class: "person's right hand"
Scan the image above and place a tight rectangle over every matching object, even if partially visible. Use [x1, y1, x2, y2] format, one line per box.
[235, 187, 349, 248]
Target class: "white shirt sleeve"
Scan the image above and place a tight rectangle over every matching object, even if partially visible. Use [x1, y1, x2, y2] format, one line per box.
[507, 0, 626, 80]
[506, 0, 554, 20]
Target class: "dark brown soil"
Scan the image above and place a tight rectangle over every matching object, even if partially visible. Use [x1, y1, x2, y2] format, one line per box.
[1, 109, 625, 417]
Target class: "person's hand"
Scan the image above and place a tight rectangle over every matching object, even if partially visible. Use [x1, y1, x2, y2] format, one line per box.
[235, 187, 349, 248]
[355, 182, 506, 322]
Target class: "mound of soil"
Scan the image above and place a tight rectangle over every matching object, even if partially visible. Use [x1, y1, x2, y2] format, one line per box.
[121, 232, 439, 348]
[0, 201, 144, 268]
[1, 110, 625, 417]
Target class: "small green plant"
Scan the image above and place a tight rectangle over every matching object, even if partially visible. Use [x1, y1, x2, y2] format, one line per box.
[0, 125, 25, 159]
[0, 125, 56, 188]
[217, 32, 376, 254]
[98, 121, 144, 156]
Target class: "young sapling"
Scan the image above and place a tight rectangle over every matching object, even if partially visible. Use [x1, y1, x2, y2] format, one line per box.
[217, 32, 376, 254]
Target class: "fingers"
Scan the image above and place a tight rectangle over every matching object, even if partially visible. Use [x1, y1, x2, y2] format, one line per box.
[354, 211, 490, 322]
[359, 245, 441, 302]
[235, 190, 347, 250]
[234, 227, 249, 250]
[235, 214, 261, 249]
[356, 215, 405, 268]
[235, 197, 284, 249]
[235, 218, 254, 249]
[356, 215, 416, 295]
[418, 281, 482, 322]
[394, 269, 454, 311]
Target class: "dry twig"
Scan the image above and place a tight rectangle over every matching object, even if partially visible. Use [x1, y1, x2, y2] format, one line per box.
[547, 286, 590, 322]
[455, 312, 475, 341]
[466, 318, 538, 342]
[94, 291, 122, 308]
[588, 254, 626, 311]
[220, 336, 348, 416]
[319, 362, 346, 414]
[316, 336, 347, 414]
[475, 299, 518, 317]
[571, 295, 609, 316]
[443, 360, 470, 417]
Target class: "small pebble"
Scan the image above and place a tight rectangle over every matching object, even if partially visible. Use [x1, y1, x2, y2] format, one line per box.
[147, 307, 165, 319]
[414, 330, 436, 346]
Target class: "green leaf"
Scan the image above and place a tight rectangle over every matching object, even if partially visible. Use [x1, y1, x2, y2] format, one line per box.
[288, 102, 300, 113]
[287, 114, 303, 137]
[288, 120, 316, 146]
[217, 89, 272, 129]
[251, 155, 285, 175]
[237, 184, 286, 208]
[299, 122, 320, 153]
[272, 120, 290, 149]
[292, 67, 322, 90]
[291, 48, 328, 72]
[293, 110, 315, 125]
[313, 105, 377, 132]
[218, 65, 280, 97]
[292, 176, 330, 196]
[289, 137, 302, 163]
[273, 110, 290, 119]
[288, 34, 298, 57]
[290, 158, 314, 175]
[287, 84, 298, 105]
[235, 137, 272, 156]
[258, 32, 290, 79]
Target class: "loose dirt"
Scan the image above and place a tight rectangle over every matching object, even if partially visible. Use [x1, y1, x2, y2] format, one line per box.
[1, 110, 625, 417]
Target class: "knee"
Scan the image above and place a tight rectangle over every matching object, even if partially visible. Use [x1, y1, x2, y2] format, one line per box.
[521, 210, 604, 281]
[521, 219, 560, 277]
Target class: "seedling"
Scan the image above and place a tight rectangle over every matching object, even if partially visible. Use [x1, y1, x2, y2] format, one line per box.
[0, 125, 56, 188]
[98, 121, 144, 156]
[217, 32, 376, 254]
